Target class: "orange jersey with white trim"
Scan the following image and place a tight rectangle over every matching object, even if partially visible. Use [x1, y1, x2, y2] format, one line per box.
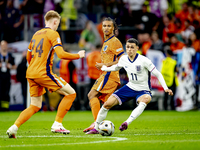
[101, 35, 124, 83]
[26, 27, 79, 78]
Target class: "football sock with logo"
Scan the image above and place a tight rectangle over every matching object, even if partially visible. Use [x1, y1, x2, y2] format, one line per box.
[125, 102, 147, 125]
[95, 106, 109, 130]
[14, 105, 41, 128]
[90, 97, 101, 121]
[55, 93, 76, 123]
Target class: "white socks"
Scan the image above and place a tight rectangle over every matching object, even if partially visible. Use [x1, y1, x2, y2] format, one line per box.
[125, 102, 147, 125]
[94, 106, 109, 130]
[94, 102, 147, 129]
[52, 121, 62, 127]
[12, 124, 18, 131]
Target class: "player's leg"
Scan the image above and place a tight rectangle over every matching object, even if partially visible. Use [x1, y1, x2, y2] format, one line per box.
[96, 95, 119, 127]
[7, 79, 44, 138]
[83, 77, 102, 132]
[88, 89, 101, 120]
[7, 96, 42, 138]
[83, 89, 101, 132]
[84, 75, 119, 132]
[120, 93, 151, 131]
[51, 83, 76, 134]
[86, 95, 119, 134]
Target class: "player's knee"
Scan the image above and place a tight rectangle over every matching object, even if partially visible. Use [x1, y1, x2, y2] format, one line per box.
[138, 95, 151, 104]
[30, 105, 41, 113]
[88, 92, 92, 100]
[88, 90, 96, 100]
[103, 103, 111, 110]
[71, 92, 77, 99]
[103, 101, 112, 110]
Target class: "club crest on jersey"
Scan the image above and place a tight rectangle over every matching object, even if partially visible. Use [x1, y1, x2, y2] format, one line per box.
[57, 37, 61, 43]
[136, 65, 141, 72]
[103, 45, 108, 51]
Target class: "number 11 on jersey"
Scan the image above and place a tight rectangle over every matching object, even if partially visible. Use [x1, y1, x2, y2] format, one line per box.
[131, 73, 137, 80]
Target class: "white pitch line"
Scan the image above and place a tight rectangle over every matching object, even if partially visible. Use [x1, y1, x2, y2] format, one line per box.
[126, 139, 200, 143]
[0, 136, 127, 148]
[120, 132, 200, 136]
[0, 132, 199, 139]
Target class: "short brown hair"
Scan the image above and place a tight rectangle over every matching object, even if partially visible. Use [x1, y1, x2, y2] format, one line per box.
[44, 10, 61, 21]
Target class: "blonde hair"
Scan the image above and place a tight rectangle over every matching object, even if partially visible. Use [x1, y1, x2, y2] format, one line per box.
[44, 10, 61, 22]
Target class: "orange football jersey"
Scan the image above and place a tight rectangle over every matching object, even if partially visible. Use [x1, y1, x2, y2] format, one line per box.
[101, 35, 124, 83]
[26, 27, 62, 78]
[26, 27, 79, 78]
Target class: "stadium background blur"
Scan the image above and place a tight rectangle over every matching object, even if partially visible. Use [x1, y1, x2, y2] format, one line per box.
[0, 0, 200, 112]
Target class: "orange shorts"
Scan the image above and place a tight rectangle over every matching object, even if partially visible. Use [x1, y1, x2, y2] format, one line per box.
[92, 74, 120, 102]
[27, 74, 67, 97]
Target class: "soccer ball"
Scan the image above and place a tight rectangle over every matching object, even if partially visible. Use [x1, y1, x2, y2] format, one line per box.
[98, 120, 115, 136]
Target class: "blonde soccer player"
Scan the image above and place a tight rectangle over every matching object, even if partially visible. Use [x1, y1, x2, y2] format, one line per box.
[6, 10, 85, 138]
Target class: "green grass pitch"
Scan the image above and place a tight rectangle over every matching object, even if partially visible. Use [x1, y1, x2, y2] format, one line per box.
[0, 110, 200, 150]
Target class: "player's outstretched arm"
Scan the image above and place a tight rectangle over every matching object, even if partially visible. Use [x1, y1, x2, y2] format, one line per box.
[101, 64, 121, 72]
[151, 68, 173, 95]
[55, 46, 85, 60]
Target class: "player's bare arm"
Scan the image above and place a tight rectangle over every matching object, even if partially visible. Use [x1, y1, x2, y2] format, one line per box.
[151, 68, 174, 96]
[55, 47, 85, 60]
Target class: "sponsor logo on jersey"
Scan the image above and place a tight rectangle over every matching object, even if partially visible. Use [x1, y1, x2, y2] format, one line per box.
[116, 48, 122, 52]
[103, 45, 108, 51]
[125, 66, 128, 68]
[57, 37, 61, 43]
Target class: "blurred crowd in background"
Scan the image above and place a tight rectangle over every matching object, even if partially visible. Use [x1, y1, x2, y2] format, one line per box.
[0, 0, 200, 112]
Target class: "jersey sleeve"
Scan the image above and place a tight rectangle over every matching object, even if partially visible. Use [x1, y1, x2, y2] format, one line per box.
[49, 31, 62, 48]
[111, 40, 124, 59]
[27, 39, 34, 52]
[27, 40, 34, 63]
[117, 55, 124, 68]
[144, 57, 156, 72]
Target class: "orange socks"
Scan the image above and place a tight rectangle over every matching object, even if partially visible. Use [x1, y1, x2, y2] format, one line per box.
[90, 97, 100, 121]
[55, 93, 76, 123]
[14, 105, 40, 128]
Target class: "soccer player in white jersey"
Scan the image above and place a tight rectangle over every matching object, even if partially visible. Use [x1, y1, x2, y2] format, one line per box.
[86, 38, 173, 134]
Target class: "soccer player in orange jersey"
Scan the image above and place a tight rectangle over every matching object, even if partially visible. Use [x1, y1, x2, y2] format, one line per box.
[84, 17, 124, 133]
[6, 10, 85, 138]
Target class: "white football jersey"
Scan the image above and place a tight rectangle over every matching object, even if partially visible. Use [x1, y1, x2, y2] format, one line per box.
[117, 54, 155, 91]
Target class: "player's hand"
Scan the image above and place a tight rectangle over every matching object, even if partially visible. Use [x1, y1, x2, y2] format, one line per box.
[101, 65, 107, 71]
[165, 89, 173, 96]
[95, 62, 104, 70]
[78, 50, 85, 58]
